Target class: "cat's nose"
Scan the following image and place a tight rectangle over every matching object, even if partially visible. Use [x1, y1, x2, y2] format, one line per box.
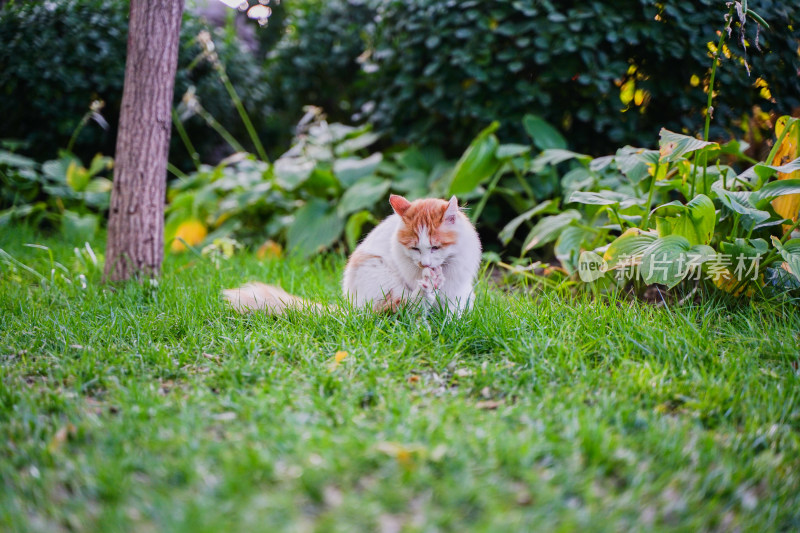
[419, 262, 430, 268]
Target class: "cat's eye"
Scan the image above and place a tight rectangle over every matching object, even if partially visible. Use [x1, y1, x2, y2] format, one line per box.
[431, 246, 440, 251]
[411, 246, 420, 251]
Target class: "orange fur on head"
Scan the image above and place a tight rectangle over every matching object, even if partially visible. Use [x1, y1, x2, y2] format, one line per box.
[394, 197, 457, 248]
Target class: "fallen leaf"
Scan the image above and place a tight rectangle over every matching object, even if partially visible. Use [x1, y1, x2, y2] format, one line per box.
[328, 350, 350, 372]
[47, 424, 75, 453]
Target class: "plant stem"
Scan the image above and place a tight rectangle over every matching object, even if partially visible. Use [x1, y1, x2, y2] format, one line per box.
[167, 162, 187, 179]
[610, 207, 625, 231]
[172, 109, 201, 169]
[641, 162, 659, 229]
[703, 5, 734, 142]
[196, 106, 246, 154]
[66, 114, 90, 154]
[764, 119, 793, 168]
[510, 161, 535, 202]
[471, 166, 505, 223]
[217, 66, 269, 163]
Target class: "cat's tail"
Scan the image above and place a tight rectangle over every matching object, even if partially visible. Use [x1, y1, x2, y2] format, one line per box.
[222, 282, 328, 315]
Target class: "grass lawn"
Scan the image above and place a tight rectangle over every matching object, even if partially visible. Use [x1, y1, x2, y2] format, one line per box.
[1, 225, 799, 532]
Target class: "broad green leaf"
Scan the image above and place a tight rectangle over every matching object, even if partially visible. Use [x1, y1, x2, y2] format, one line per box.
[531, 149, 591, 172]
[62, 211, 98, 243]
[714, 187, 771, 231]
[337, 176, 391, 217]
[653, 194, 715, 245]
[448, 122, 501, 196]
[738, 157, 800, 185]
[614, 146, 658, 184]
[287, 198, 345, 256]
[334, 131, 381, 156]
[522, 114, 567, 150]
[658, 129, 718, 163]
[568, 190, 643, 209]
[561, 167, 595, 195]
[555, 225, 594, 274]
[392, 168, 428, 195]
[603, 228, 657, 269]
[42, 156, 76, 183]
[496, 144, 530, 159]
[719, 238, 769, 260]
[498, 200, 558, 245]
[752, 178, 800, 208]
[522, 210, 581, 252]
[345, 210, 377, 251]
[87, 154, 113, 178]
[66, 161, 90, 192]
[274, 157, 315, 190]
[0, 150, 37, 169]
[577, 251, 607, 282]
[396, 146, 446, 172]
[333, 153, 383, 188]
[771, 237, 800, 283]
[640, 236, 699, 288]
[85, 177, 112, 193]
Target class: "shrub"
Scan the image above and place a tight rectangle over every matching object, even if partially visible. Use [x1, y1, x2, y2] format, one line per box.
[0, 148, 113, 242]
[362, 0, 800, 155]
[0, 0, 271, 163]
[263, 0, 375, 139]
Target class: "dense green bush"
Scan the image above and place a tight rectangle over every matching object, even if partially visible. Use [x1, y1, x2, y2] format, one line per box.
[362, 0, 800, 155]
[0, 0, 271, 163]
[264, 0, 375, 139]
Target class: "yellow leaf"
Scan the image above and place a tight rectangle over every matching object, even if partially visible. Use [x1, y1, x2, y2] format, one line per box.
[620, 79, 635, 106]
[712, 268, 755, 297]
[375, 441, 424, 468]
[66, 161, 89, 191]
[328, 350, 349, 372]
[170, 219, 207, 252]
[770, 117, 800, 234]
[256, 240, 283, 259]
[690, 74, 700, 87]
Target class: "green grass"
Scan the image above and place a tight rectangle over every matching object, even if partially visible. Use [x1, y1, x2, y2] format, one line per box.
[1, 225, 799, 532]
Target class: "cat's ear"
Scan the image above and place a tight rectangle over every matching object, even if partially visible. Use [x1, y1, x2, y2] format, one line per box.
[443, 195, 459, 225]
[389, 194, 411, 216]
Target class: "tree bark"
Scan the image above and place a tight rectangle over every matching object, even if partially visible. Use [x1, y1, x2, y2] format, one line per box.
[104, 0, 185, 282]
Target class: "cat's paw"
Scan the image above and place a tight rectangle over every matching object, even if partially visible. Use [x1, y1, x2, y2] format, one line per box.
[419, 266, 445, 293]
[429, 265, 445, 289]
[418, 268, 435, 293]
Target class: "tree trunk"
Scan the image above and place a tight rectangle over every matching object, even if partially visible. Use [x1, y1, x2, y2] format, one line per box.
[104, 0, 185, 282]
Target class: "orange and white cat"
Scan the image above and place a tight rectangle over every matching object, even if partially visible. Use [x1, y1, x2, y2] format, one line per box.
[223, 195, 482, 316]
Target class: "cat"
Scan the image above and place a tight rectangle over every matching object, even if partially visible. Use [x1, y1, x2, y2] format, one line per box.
[223, 194, 482, 316]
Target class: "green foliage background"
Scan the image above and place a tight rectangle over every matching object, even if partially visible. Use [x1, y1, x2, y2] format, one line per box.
[0, 0, 276, 163]
[362, 0, 800, 154]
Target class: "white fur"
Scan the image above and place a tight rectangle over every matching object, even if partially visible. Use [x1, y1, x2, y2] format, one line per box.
[342, 197, 482, 315]
[224, 196, 482, 316]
